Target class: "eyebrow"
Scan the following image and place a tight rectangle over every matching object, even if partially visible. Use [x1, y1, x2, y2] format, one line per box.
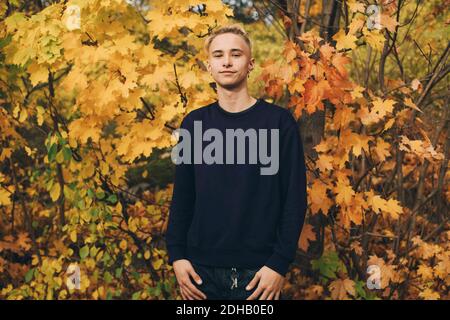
[212, 48, 244, 54]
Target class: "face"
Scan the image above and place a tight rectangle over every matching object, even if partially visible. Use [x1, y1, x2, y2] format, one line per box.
[206, 33, 254, 89]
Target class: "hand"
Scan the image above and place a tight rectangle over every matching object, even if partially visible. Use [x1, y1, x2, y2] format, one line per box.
[245, 266, 285, 300]
[173, 259, 207, 300]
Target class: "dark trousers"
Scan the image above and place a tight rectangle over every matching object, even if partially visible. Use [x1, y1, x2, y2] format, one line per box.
[190, 261, 288, 300]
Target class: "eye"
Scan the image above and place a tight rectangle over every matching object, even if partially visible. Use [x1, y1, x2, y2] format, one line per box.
[213, 54, 241, 57]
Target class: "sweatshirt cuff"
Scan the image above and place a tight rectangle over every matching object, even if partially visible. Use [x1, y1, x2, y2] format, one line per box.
[167, 245, 187, 266]
[264, 252, 291, 277]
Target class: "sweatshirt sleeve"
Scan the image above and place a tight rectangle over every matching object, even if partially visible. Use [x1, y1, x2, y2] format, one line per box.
[165, 115, 196, 266]
[264, 116, 308, 277]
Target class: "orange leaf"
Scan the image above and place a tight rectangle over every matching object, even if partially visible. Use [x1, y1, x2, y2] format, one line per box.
[298, 224, 316, 251]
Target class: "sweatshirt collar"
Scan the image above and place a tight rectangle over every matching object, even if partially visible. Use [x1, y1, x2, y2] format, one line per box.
[214, 98, 262, 117]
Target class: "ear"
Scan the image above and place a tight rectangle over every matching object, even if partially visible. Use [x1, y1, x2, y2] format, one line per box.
[248, 57, 255, 72]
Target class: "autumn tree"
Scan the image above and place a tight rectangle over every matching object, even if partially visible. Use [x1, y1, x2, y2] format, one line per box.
[0, 0, 448, 300]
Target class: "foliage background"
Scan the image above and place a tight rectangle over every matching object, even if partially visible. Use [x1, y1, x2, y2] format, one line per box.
[0, 0, 448, 300]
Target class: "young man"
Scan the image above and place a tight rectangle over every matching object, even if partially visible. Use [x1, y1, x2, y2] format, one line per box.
[166, 24, 307, 300]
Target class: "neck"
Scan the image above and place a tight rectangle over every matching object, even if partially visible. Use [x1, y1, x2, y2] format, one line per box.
[216, 91, 257, 113]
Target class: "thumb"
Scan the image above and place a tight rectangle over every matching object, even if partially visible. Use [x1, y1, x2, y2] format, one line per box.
[246, 273, 260, 290]
[189, 268, 203, 285]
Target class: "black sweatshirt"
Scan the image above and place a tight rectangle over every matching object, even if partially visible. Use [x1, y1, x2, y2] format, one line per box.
[165, 98, 307, 277]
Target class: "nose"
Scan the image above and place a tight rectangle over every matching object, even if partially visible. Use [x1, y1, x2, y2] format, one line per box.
[223, 54, 232, 67]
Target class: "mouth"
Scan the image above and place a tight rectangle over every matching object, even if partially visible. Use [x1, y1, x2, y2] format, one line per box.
[220, 71, 236, 74]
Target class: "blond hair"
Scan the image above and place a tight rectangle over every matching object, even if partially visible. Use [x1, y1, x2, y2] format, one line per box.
[204, 23, 252, 56]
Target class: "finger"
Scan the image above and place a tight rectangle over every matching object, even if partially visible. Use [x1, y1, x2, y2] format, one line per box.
[188, 269, 207, 299]
[245, 272, 261, 291]
[275, 291, 280, 300]
[180, 287, 187, 300]
[184, 288, 194, 300]
[267, 291, 275, 300]
[183, 283, 204, 300]
[246, 285, 263, 300]
[185, 279, 207, 299]
[259, 288, 270, 300]
[189, 268, 203, 286]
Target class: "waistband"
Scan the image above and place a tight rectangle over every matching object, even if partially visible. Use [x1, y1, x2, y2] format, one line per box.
[186, 245, 271, 269]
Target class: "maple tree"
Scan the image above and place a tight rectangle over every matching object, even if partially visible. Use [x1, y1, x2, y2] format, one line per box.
[0, 0, 448, 300]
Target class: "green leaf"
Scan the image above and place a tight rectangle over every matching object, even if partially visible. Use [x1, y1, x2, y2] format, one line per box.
[131, 291, 141, 300]
[88, 223, 96, 233]
[115, 267, 123, 278]
[106, 194, 117, 204]
[62, 146, 72, 161]
[311, 251, 344, 280]
[46, 178, 54, 192]
[79, 245, 89, 259]
[102, 251, 111, 264]
[0, 34, 12, 49]
[96, 191, 105, 200]
[25, 268, 35, 283]
[77, 199, 85, 210]
[104, 271, 112, 284]
[55, 131, 63, 144]
[354, 281, 367, 299]
[131, 271, 141, 281]
[87, 188, 95, 199]
[89, 208, 99, 219]
[47, 143, 57, 162]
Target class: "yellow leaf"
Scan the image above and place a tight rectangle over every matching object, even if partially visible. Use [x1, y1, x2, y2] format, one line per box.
[335, 180, 355, 206]
[310, 179, 333, 215]
[25, 146, 32, 156]
[68, 136, 78, 148]
[385, 198, 403, 219]
[419, 288, 440, 300]
[348, 17, 365, 34]
[56, 149, 65, 164]
[115, 201, 122, 213]
[50, 183, 60, 202]
[70, 230, 77, 243]
[153, 258, 163, 270]
[36, 106, 45, 126]
[19, 108, 28, 123]
[347, 0, 365, 13]
[119, 239, 127, 250]
[363, 27, 385, 51]
[80, 163, 95, 179]
[0, 189, 12, 206]
[129, 218, 137, 232]
[371, 97, 396, 119]
[382, 118, 395, 133]
[372, 137, 391, 162]
[13, 104, 20, 118]
[100, 162, 109, 175]
[380, 13, 398, 33]
[0, 148, 12, 161]
[351, 85, 365, 100]
[144, 250, 150, 260]
[28, 62, 49, 86]
[404, 97, 422, 113]
[333, 29, 357, 51]
[329, 279, 355, 300]
[417, 264, 434, 281]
